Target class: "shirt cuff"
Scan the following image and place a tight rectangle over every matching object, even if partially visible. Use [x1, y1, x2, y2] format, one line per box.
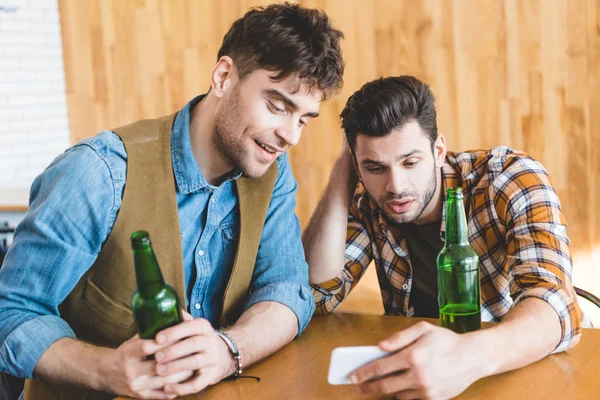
[245, 282, 316, 337]
[513, 286, 582, 353]
[0, 315, 76, 378]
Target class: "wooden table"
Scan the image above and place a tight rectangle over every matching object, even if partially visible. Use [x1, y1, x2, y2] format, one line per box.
[118, 313, 600, 399]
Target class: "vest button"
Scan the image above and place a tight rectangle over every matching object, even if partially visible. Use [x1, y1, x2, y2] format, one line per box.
[402, 284, 409, 290]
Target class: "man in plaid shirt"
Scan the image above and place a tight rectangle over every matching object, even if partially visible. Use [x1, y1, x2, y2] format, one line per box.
[303, 76, 591, 399]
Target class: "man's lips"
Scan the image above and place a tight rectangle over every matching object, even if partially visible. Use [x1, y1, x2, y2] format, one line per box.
[254, 140, 280, 162]
[386, 199, 415, 213]
[254, 140, 284, 153]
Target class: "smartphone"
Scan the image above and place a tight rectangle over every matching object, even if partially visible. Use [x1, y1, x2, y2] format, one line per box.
[327, 346, 391, 385]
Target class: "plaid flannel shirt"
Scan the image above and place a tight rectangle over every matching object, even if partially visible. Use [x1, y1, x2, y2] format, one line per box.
[312, 147, 590, 352]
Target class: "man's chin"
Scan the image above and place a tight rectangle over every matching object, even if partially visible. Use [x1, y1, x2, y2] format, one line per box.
[239, 162, 272, 180]
[382, 207, 419, 225]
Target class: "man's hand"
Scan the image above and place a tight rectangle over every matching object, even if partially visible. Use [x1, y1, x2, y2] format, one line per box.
[350, 322, 487, 400]
[99, 334, 194, 399]
[155, 311, 236, 397]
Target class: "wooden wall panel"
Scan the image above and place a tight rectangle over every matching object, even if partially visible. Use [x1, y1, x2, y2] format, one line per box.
[59, 0, 600, 319]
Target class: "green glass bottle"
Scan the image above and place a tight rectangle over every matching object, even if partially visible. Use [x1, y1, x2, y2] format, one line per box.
[437, 188, 481, 333]
[131, 231, 183, 339]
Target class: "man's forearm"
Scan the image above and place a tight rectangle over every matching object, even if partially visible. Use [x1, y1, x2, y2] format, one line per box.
[223, 301, 299, 369]
[302, 150, 357, 283]
[470, 297, 562, 379]
[34, 337, 109, 390]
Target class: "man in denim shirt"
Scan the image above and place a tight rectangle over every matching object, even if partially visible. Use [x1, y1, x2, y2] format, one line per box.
[0, 4, 344, 399]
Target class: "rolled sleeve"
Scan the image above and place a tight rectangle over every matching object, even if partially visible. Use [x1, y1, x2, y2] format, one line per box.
[245, 281, 315, 336]
[0, 316, 75, 378]
[500, 158, 584, 353]
[245, 154, 315, 336]
[0, 133, 125, 378]
[512, 285, 580, 353]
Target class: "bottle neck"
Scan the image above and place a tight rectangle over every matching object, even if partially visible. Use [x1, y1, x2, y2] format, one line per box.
[444, 196, 469, 246]
[133, 247, 165, 296]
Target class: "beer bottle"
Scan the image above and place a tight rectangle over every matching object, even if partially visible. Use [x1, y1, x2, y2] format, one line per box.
[131, 231, 183, 339]
[437, 188, 481, 333]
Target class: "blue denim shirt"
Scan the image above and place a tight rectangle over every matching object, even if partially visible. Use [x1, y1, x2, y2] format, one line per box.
[0, 96, 315, 379]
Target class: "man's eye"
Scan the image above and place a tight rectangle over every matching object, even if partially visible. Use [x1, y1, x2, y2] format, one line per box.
[405, 160, 419, 167]
[367, 167, 383, 173]
[269, 102, 285, 113]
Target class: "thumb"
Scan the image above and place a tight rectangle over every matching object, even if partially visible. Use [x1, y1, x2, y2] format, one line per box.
[182, 309, 194, 321]
[379, 321, 432, 352]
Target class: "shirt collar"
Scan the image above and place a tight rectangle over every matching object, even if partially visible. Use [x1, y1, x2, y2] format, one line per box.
[171, 95, 242, 194]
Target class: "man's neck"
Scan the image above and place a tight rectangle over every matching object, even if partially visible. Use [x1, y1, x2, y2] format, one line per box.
[189, 95, 233, 186]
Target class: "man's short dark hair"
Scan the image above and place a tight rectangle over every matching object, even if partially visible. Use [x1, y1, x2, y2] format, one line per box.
[218, 2, 344, 100]
[340, 76, 437, 149]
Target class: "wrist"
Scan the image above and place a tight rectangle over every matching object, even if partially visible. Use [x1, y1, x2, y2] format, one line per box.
[91, 346, 114, 392]
[463, 329, 498, 380]
[331, 152, 358, 200]
[216, 330, 242, 377]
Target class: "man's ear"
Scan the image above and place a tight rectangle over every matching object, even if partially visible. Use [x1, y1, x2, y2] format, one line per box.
[433, 133, 447, 167]
[210, 56, 236, 98]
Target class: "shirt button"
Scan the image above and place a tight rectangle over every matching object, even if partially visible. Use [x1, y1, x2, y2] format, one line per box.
[198, 250, 204, 256]
[194, 303, 201, 310]
[211, 198, 215, 203]
[402, 284, 409, 290]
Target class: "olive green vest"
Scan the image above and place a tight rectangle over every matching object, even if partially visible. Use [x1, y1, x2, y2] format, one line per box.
[24, 113, 278, 399]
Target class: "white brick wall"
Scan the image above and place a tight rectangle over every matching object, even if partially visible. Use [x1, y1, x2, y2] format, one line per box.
[0, 0, 70, 193]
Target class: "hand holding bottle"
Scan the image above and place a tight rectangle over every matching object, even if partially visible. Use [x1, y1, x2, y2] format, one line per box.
[99, 334, 193, 399]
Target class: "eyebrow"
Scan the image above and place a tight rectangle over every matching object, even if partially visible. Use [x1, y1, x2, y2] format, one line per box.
[263, 89, 319, 118]
[360, 150, 424, 166]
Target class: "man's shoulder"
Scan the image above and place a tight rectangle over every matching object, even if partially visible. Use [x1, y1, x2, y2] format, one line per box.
[447, 146, 548, 189]
[63, 130, 128, 179]
[447, 146, 529, 170]
[74, 130, 126, 158]
[40, 130, 125, 175]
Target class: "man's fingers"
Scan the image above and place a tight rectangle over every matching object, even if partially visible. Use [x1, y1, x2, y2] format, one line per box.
[158, 353, 214, 376]
[124, 337, 170, 357]
[182, 309, 194, 321]
[379, 321, 432, 352]
[156, 335, 212, 363]
[133, 370, 195, 391]
[357, 371, 413, 396]
[351, 323, 434, 384]
[160, 370, 196, 385]
[351, 352, 410, 384]
[135, 359, 159, 377]
[156, 318, 214, 345]
[164, 370, 215, 396]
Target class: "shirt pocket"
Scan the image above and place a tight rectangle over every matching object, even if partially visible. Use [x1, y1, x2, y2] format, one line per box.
[72, 279, 137, 347]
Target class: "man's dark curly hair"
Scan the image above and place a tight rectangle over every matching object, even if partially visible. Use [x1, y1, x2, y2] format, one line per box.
[218, 2, 344, 100]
